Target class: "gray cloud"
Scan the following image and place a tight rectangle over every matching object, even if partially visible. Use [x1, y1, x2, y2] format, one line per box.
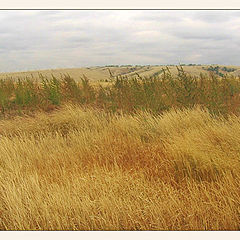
[190, 10, 240, 23]
[0, 10, 240, 72]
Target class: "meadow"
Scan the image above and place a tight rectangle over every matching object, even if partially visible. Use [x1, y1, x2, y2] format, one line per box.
[0, 66, 240, 230]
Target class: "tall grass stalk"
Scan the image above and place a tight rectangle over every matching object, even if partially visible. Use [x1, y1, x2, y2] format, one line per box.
[0, 105, 240, 230]
[0, 67, 240, 117]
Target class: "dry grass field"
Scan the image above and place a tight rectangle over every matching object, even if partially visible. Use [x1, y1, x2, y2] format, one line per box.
[0, 105, 240, 230]
[1, 65, 240, 83]
[0, 66, 240, 230]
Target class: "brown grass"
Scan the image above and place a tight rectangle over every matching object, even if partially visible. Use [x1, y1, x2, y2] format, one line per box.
[0, 104, 240, 230]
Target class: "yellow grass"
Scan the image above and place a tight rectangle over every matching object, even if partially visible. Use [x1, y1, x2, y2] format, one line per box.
[0, 66, 144, 82]
[1, 65, 240, 84]
[0, 104, 240, 230]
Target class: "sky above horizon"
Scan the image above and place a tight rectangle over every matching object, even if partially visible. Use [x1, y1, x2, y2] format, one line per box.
[0, 10, 240, 72]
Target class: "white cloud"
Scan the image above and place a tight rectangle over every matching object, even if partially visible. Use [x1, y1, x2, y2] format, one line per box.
[0, 10, 240, 72]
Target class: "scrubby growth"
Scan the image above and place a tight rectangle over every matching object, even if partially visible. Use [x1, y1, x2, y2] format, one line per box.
[203, 65, 236, 77]
[0, 66, 240, 117]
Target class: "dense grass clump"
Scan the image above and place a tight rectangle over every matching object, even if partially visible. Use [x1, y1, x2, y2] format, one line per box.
[1, 67, 240, 117]
[105, 66, 240, 115]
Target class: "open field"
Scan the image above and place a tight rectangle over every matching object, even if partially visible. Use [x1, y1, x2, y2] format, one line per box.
[0, 105, 240, 230]
[0, 67, 240, 230]
[1, 65, 240, 83]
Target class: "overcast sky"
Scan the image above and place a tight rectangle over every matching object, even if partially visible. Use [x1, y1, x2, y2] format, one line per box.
[0, 10, 240, 72]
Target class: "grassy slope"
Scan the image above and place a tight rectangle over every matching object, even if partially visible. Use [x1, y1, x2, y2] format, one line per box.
[0, 105, 240, 230]
[1, 65, 240, 83]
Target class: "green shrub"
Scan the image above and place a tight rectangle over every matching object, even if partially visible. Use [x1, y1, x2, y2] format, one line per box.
[0, 66, 240, 117]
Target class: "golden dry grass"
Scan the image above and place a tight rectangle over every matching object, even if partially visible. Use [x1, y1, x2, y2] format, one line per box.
[1, 65, 240, 84]
[0, 66, 144, 83]
[0, 104, 240, 230]
[0, 67, 111, 82]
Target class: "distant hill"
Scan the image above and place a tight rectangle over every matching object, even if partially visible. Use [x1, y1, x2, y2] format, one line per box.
[1, 65, 240, 82]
